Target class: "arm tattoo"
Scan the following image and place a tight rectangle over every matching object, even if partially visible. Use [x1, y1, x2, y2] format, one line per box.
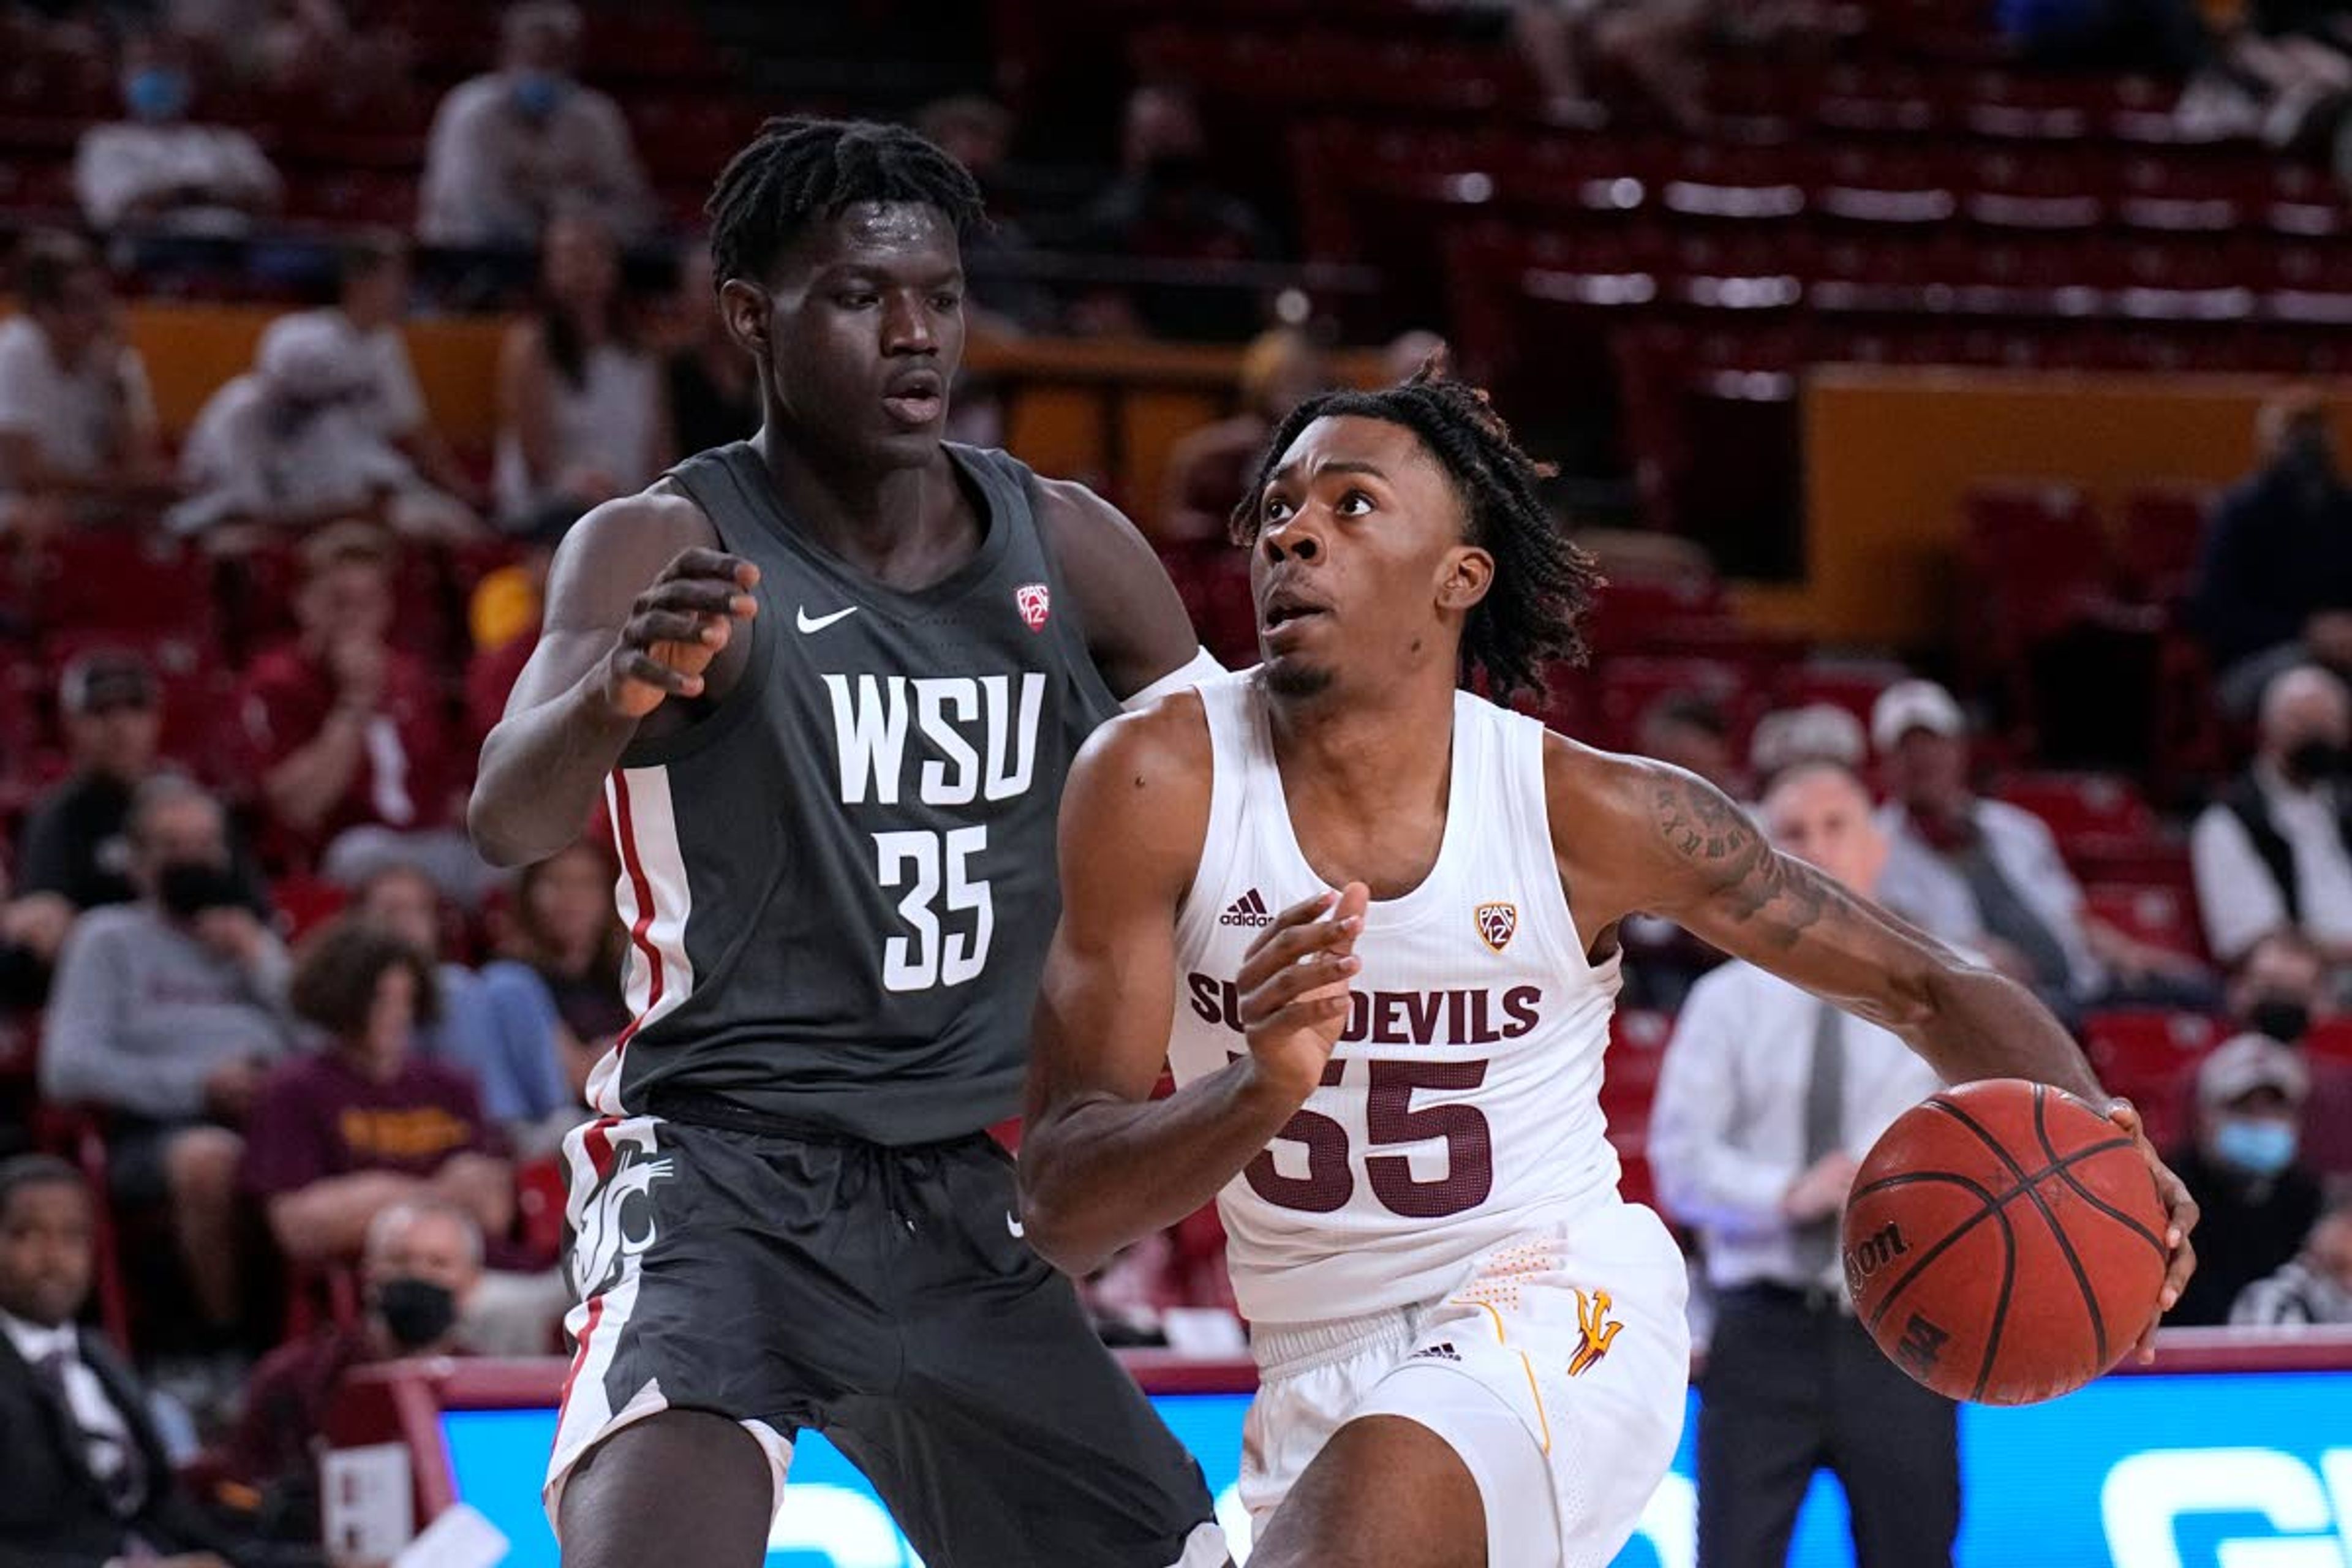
[1651, 776, 1839, 949]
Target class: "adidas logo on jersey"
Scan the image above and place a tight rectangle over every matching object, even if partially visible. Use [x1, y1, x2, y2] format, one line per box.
[1220, 889, 1274, 928]
[1411, 1343, 1462, 1363]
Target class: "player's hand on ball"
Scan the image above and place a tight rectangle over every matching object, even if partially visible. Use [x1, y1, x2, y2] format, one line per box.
[2106, 1096, 2199, 1362]
[603, 547, 760, 718]
[1237, 883, 1370, 1101]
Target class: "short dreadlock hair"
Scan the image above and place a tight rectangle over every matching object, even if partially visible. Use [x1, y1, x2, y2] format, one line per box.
[1228, 363, 1603, 703]
[706, 117, 986, 290]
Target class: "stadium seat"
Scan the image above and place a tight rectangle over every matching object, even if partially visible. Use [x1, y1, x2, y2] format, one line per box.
[2082, 882, 2207, 963]
[1994, 771, 2156, 842]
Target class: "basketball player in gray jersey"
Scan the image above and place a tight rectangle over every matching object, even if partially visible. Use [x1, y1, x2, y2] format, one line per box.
[470, 119, 1229, 1568]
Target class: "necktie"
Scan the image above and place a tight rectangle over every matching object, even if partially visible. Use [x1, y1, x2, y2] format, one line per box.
[1794, 999, 1847, 1283]
[32, 1344, 147, 1518]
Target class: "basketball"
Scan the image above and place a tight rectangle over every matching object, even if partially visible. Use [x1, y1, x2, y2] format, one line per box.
[1841, 1078, 2169, 1407]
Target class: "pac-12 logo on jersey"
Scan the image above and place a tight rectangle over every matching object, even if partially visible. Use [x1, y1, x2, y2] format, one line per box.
[1015, 581, 1050, 631]
[1476, 900, 1518, 952]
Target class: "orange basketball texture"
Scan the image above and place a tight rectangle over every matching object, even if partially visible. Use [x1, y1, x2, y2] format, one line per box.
[1840, 1078, 2169, 1406]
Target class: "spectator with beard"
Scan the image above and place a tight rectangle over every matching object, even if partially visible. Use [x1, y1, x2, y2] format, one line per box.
[2194, 391, 2352, 716]
[2193, 663, 2352, 968]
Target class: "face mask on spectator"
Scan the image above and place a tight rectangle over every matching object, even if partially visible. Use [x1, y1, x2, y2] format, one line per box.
[2247, 997, 2313, 1045]
[124, 67, 191, 123]
[2285, 737, 2351, 784]
[156, 859, 244, 921]
[374, 1276, 458, 1351]
[2214, 1117, 2299, 1177]
[510, 70, 569, 121]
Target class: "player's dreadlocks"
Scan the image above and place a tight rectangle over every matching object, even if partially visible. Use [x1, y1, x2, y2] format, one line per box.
[1229, 360, 1604, 704]
[706, 117, 986, 291]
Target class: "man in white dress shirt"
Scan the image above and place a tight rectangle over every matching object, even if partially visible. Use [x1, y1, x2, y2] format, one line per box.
[1650, 760, 1959, 1568]
[2192, 663, 2352, 969]
[0, 1155, 241, 1566]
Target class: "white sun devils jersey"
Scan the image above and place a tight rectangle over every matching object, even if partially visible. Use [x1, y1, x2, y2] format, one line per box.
[1167, 674, 1627, 1324]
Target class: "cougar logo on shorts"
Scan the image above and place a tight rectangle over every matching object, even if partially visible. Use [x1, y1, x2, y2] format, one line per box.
[1569, 1287, 1623, 1377]
[1015, 581, 1050, 631]
[1476, 900, 1518, 953]
[572, 1145, 674, 1300]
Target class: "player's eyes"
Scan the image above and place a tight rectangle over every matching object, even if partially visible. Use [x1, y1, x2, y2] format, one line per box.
[837, 292, 880, 309]
[1261, 495, 1294, 524]
[930, 292, 962, 311]
[1335, 489, 1375, 516]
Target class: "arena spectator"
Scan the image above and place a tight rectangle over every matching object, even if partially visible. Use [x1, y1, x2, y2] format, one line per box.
[2171, 1033, 2325, 1325]
[1748, 701, 1867, 794]
[0, 1155, 257, 1566]
[1074, 85, 1275, 336]
[0, 230, 172, 530]
[2232, 1190, 2352, 1326]
[661, 241, 758, 459]
[2221, 929, 2352, 1174]
[1156, 328, 1326, 543]
[417, 1, 651, 250]
[171, 312, 477, 541]
[243, 921, 511, 1267]
[1636, 689, 1744, 800]
[2192, 663, 2352, 967]
[1872, 679, 2216, 1017]
[235, 521, 490, 905]
[349, 862, 576, 1154]
[37, 775, 300, 1333]
[2192, 391, 2352, 715]
[221, 1197, 514, 1540]
[493, 209, 671, 524]
[1, 653, 164, 990]
[501, 839, 628, 1083]
[910, 94, 1050, 330]
[255, 234, 477, 505]
[73, 30, 281, 235]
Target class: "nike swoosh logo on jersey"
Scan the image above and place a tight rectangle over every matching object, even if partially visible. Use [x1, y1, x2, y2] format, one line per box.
[797, 605, 859, 633]
[1005, 1211, 1026, 1238]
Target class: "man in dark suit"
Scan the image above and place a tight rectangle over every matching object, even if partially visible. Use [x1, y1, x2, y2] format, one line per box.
[0, 1153, 238, 1568]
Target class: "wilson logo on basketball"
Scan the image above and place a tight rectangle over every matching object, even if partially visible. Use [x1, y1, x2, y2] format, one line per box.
[1844, 1221, 1909, 1291]
[1014, 581, 1050, 631]
[1475, 901, 1518, 953]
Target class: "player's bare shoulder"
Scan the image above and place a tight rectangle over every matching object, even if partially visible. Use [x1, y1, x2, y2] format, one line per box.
[1536, 728, 1781, 924]
[541, 482, 720, 624]
[1061, 684, 1217, 894]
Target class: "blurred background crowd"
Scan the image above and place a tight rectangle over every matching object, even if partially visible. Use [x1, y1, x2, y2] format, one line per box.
[3, 0, 2352, 1561]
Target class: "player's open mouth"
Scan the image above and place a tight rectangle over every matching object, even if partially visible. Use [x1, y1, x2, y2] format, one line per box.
[881, 372, 945, 426]
[1261, 593, 1329, 638]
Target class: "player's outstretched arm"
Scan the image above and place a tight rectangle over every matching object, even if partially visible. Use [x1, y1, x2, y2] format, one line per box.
[469, 492, 757, 867]
[1019, 696, 1365, 1277]
[1548, 741, 2198, 1340]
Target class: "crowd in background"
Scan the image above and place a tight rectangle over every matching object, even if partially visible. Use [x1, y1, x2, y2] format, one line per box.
[4, 0, 2352, 1563]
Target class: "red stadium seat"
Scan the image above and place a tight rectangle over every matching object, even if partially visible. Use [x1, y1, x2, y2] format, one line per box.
[1994, 771, 2156, 842]
[2083, 882, 2207, 963]
[2303, 1017, 2352, 1067]
[2080, 1009, 2223, 1150]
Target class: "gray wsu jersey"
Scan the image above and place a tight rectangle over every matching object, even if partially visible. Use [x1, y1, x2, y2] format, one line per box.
[589, 441, 1120, 1143]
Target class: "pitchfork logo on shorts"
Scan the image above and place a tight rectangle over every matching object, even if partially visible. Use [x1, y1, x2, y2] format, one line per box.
[1475, 900, 1518, 953]
[1015, 582, 1051, 632]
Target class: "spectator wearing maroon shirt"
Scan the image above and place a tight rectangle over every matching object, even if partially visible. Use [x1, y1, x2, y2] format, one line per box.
[234, 522, 491, 906]
[243, 921, 512, 1267]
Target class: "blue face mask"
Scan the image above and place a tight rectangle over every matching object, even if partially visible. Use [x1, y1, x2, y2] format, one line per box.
[124, 67, 191, 123]
[510, 70, 568, 120]
[2215, 1117, 2300, 1177]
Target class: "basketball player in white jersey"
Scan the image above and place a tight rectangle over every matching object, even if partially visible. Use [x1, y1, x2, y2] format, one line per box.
[1016, 367, 2201, 1568]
